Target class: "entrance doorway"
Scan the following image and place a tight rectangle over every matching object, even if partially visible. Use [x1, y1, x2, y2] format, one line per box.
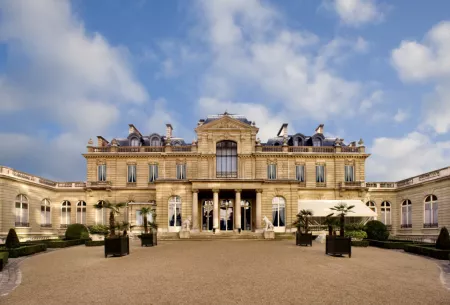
[241, 200, 252, 231]
[202, 200, 214, 231]
[220, 199, 234, 231]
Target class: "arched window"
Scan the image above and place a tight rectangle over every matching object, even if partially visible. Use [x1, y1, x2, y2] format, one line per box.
[401, 200, 412, 228]
[173, 140, 181, 146]
[130, 138, 140, 147]
[61, 201, 71, 226]
[272, 197, 285, 230]
[150, 136, 160, 146]
[76, 201, 87, 224]
[168, 196, 182, 231]
[293, 137, 303, 146]
[96, 200, 107, 225]
[15, 194, 29, 227]
[381, 201, 391, 226]
[41, 199, 51, 227]
[312, 137, 322, 147]
[424, 195, 438, 228]
[366, 201, 377, 213]
[216, 141, 237, 178]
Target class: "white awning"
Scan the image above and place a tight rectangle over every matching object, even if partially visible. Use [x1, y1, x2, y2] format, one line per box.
[298, 200, 377, 217]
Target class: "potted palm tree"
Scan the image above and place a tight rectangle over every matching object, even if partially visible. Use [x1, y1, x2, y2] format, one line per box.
[93, 201, 129, 258]
[326, 203, 354, 258]
[138, 207, 154, 247]
[293, 209, 314, 246]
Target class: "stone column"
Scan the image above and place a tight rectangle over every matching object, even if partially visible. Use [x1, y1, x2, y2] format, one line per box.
[213, 189, 219, 231]
[235, 189, 241, 231]
[256, 189, 262, 230]
[192, 189, 199, 231]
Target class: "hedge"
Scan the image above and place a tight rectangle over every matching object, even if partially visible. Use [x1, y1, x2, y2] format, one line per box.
[404, 244, 450, 260]
[352, 240, 369, 247]
[0, 244, 47, 258]
[85, 240, 105, 247]
[0, 252, 9, 271]
[45, 239, 89, 248]
[366, 239, 417, 250]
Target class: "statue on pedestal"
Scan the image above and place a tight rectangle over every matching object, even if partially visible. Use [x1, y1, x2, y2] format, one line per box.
[262, 215, 274, 231]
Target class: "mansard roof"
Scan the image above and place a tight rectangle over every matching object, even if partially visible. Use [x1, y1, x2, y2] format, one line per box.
[202, 112, 252, 125]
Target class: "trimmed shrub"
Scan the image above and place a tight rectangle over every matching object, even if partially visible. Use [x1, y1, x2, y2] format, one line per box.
[364, 220, 389, 241]
[367, 239, 415, 249]
[5, 228, 20, 248]
[88, 225, 109, 235]
[65, 224, 89, 240]
[345, 230, 367, 240]
[352, 240, 369, 247]
[0, 252, 9, 271]
[436, 227, 450, 250]
[0, 244, 47, 258]
[85, 240, 105, 247]
[404, 244, 450, 260]
[46, 239, 87, 248]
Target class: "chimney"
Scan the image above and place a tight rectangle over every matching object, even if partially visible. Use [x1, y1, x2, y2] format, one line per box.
[315, 124, 324, 134]
[128, 124, 142, 136]
[97, 136, 109, 147]
[277, 123, 288, 137]
[166, 124, 173, 139]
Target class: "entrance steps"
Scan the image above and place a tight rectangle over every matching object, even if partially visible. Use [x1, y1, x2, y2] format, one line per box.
[157, 232, 296, 241]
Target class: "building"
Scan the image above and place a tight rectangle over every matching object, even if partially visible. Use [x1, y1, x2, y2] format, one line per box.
[0, 112, 449, 240]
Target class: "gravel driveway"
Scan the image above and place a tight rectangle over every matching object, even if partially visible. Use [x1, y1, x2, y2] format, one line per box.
[1, 240, 449, 305]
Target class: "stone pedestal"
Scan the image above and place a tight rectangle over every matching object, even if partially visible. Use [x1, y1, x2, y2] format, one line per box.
[264, 230, 275, 239]
[179, 230, 190, 239]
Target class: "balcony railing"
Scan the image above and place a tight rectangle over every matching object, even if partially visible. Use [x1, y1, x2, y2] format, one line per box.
[400, 224, 412, 229]
[15, 222, 30, 227]
[288, 147, 309, 152]
[93, 147, 110, 152]
[172, 146, 192, 152]
[86, 181, 112, 189]
[216, 172, 238, 178]
[60, 224, 69, 229]
[144, 146, 164, 152]
[40, 224, 52, 228]
[118, 147, 140, 152]
[312, 147, 334, 153]
[341, 147, 359, 152]
[340, 181, 364, 188]
[423, 223, 438, 228]
[316, 182, 326, 187]
[262, 146, 283, 152]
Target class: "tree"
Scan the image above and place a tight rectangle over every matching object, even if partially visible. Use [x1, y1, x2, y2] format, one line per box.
[139, 207, 152, 234]
[148, 208, 158, 233]
[93, 201, 126, 237]
[5, 228, 20, 248]
[329, 203, 355, 237]
[323, 213, 339, 236]
[436, 227, 450, 250]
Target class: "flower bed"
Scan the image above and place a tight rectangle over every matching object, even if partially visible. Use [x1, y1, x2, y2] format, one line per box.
[0, 252, 9, 271]
[404, 244, 450, 260]
[351, 240, 369, 247]
[0, 244, 47, 258]
[85, 240, 105, 247]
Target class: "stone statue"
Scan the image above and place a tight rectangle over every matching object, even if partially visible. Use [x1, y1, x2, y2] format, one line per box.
[262, 216, 274, 231]
[182, 216, 192, 231]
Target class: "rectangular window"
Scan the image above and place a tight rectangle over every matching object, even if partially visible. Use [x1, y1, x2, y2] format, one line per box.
[127, 164, 136, 183]
[41, 206, 51, 225]
[149, 164, 158, 182]
[316, 165, 325, 183]
[267, 164, 277, 180]
[98, 164, 106, 181]
[344, 165, 354, 182]
[176, 164, 186, 179]
[295, 165, 305, 182]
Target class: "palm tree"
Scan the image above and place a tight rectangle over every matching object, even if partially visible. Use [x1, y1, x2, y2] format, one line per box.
[323, 213, 339, 236]
[93, 201, 126, 237]
[293, 209, 313, 234]
[329, 203, 355, 236]
[139, 207, 152, 234]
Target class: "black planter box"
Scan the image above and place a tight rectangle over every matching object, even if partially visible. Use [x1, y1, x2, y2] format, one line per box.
[326, 236, 351, 258]
[104, 236, 129, 258]
[139, 232, 157, 247]
[296, 232, 313, 246]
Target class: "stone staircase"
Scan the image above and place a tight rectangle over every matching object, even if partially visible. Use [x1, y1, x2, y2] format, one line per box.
[157, 232, 296, 241]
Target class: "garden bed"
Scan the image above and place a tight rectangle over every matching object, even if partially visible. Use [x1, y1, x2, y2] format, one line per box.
[45, 239, 89, 248]
[404, 244, 450, 260]
[85, 240, 105, 247]
[0, 244, 47, 258]
[0, 252, 9, 271]
[351, 240, 369, 247]
[366, 239, 418, 249]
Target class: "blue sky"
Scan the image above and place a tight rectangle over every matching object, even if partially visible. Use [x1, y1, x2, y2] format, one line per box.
[0, 0, 450, 182]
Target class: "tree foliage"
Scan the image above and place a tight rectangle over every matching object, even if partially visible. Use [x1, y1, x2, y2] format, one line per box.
[5, 228, 20, 249]
[436, 227, 450, 250]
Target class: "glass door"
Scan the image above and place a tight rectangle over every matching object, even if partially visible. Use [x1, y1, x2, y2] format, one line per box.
[220, 199, 234, 231]
[202, 200, 214, 231]
[241, 200, 252, 231]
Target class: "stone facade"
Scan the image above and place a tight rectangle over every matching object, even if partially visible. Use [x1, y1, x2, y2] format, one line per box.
[0, 113, 449, 239]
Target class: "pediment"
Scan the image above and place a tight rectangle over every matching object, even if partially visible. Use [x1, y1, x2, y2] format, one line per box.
[196, 116, 257, 131]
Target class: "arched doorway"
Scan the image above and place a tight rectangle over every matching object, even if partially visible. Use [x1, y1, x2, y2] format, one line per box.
[241, 200, 252, 231]
[220, 199, 234, 231]
[202, 200, 214, 231]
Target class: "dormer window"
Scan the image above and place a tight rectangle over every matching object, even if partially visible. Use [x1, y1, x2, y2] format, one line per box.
[294, 137, 303, 146]
[312, 137, 322, 147]
[150, 136, 160, 146]
[130, 138, 140, 147]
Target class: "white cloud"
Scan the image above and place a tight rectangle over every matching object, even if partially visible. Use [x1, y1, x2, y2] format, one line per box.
[0, 0, 150, 180]
[366, 132, 450, 181]
[196, 0, 375, 123]
[325, 0, 385, 27]
[391, 21, 450, 134]
[393, 108, 409, 123]
[359, 90, 383, 113]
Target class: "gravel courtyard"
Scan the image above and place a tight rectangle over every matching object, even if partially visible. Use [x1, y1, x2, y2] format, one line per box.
[1, 240, 450, 305]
